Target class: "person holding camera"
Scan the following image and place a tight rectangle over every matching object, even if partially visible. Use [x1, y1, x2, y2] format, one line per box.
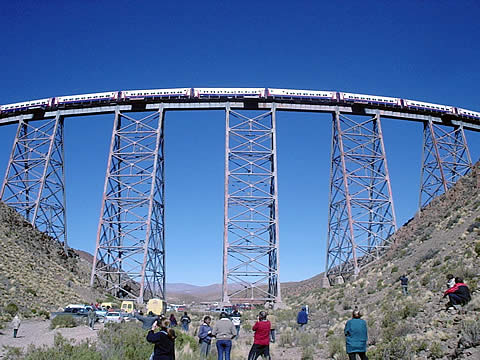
[247, 311, 271, 360]
[147, 318, 176, 360]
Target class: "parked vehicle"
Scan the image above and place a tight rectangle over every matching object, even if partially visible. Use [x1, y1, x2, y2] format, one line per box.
[51, 307, 89, 320]
[121, 300, 135, 314]
[147, 298, 166, 315]
[104, 311, 125, 324]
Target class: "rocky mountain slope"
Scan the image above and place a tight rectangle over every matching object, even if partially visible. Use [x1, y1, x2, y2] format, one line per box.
[281, 162, 480, 359]
[0, 162, 479, 358]
[0, 203, 104, 320]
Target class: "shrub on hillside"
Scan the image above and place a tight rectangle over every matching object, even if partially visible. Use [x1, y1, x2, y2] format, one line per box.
[2, 334, 100, 360]
[5, 303, 18, 316]
[459, 319, 480, 347]
[327, 335, 348, 360]
[474, 242, 480, 257]
[369, 337, 415, 360]
[97, 322, 151, 360]
[50, 315, 77, 329]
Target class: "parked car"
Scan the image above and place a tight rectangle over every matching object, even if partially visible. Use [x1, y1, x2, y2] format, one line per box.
[104, 311, 125, 324]
[51, 307, 90, 320]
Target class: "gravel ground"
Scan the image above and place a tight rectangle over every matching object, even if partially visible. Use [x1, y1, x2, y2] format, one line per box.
[0, 319, 103, 357]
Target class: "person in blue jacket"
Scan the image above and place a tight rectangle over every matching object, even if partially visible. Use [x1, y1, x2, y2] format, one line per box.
[344, 310, 368, 360]
[296, 307, 308, 331]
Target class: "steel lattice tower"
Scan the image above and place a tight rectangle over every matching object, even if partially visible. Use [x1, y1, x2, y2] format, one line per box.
[326, 111, 397, 280]
[222, 104, 281, 304]
[0, 114, 68, 251]
[419, 120, 472, 208]
[91, 107, 166, 303]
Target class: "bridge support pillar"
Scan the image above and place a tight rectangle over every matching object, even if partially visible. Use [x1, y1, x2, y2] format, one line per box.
[222, 104, 281, 304]
[326, 111, 397, 282]
[0, 113, 68, 252]
[419, 120, 472, 208]
[91, 107, 166, 304]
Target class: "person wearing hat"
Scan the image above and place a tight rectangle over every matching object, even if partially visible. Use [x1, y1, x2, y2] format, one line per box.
[344, 310, 368, 360]
[212, 312, 236, 360]
[248, 311, 271, 360]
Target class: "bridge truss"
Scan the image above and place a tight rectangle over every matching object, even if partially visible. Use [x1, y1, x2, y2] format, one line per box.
[326, 111, 397, 280]
[0, 94, 478, 301]
[419, 121, 472, 209]
[222, 105, 280, 303]
[0, 114, 68, 252]
[90, 107, 166, 303]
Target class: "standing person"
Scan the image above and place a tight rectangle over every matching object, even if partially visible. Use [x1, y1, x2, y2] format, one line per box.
[180, 312, 191, 332]
[11, 314, 21, 338]
[147, 318, 176, 360]
[198, 315, 213, 358]
[230, 308, 242, 337]
[444, 277, 471, 309]
[169, 313, 178, 327]
[212, 312, 236, 360]
[266, 312, 276, 343]
[87, 307, 96, 330]
[344, 310, 368, 360]
[399, 274, 409, 295]
[297, 306, 308, 331]
[135, 311, 160, 330]
[247, 311, 271, 360]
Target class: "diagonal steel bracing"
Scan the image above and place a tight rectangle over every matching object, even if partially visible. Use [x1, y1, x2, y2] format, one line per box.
[222, 104, 281, 303]
[419, 121, 472, 209]
[326, 111, 397, 281]
[0, 113, 67, 252]
[91, 107, 165, 303]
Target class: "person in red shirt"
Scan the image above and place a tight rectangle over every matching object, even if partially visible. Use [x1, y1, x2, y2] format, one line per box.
[248, 311, 271, 360]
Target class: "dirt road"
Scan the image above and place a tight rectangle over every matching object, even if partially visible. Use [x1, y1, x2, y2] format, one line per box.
[0, 319, 103, 357]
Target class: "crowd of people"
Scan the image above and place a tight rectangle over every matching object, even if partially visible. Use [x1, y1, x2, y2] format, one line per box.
[7, 272, 472, 360]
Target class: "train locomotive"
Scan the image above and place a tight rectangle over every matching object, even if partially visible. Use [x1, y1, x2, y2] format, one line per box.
[1, 88, 479, 121]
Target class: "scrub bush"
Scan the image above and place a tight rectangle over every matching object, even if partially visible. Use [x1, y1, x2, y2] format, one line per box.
[49, 315, 77, 329]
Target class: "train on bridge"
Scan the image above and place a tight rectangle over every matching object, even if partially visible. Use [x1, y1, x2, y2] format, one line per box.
[1, 87, 480, 120]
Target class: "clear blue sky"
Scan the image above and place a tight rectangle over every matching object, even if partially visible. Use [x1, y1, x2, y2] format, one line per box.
[1, 1, 479, 285]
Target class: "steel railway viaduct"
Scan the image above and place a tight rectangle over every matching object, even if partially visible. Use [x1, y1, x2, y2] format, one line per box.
[0, 89, 478, 305]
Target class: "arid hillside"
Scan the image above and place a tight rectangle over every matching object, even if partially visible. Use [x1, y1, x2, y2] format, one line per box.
[280, 162, 480, 359]
[0, 203, 104, 320]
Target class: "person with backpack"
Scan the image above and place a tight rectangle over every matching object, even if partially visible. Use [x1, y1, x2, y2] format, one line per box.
[198, 315, 213, 358]
[247, 311, 271, 360]
[180, 312, 191, 332]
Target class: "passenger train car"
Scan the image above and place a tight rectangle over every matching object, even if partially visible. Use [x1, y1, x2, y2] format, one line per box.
[120, 88, 191, 100]
[55, 92, 118, 106]
[193, 88, 265, 98]
[1, 88, 479, 121]
[1, 98, 52, 113]
[339, 92, 401, 106]
[267, 88, 336, 101]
